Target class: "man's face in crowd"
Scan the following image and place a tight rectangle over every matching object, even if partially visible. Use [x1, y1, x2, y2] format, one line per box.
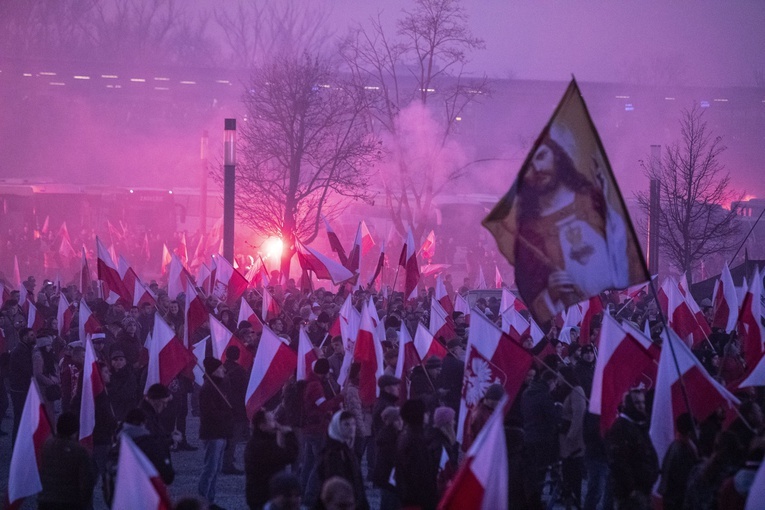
[526, 142, 559, 193]
[332, 338, 344, 355]
[630, 391, 646, 416]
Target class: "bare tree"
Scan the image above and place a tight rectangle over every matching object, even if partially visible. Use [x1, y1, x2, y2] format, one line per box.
[340, 0, 488, 242]
[637, 104, 741, 281]
[231, 53, 381, 277]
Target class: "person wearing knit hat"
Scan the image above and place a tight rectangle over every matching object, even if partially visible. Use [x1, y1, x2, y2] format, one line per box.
[429, 406, 459, 495]
[203, 357, 223, 376]
[198, 356, 232, 507]
[433, 406, 455, 429]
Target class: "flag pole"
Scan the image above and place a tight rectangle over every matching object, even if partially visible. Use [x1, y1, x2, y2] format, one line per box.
[194, 360, 233, 409]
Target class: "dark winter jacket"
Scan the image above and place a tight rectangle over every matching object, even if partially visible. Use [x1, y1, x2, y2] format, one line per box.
[244, 428, 299, 509]
[38, 436, 95, 509]
[371, 423, 399, 489]
[395, 425, 439, 510]
[318, 437, 370, 510]
[605, 414, 660, 499]
[107, 366, 138, 423]
[199, 376, 233, 440]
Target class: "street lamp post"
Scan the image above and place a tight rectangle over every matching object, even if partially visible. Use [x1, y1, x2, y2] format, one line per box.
[223, 118, 236, 264]
[200, 130, 209, 236]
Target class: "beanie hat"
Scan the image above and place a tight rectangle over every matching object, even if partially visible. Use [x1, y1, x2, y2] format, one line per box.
[433, 406, 456, 428]
[204, 357, 223, 375]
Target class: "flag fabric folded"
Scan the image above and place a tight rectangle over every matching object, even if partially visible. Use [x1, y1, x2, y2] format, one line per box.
[454, 293, 471, 325]
[295, 239, 354, 285]
[6, 381, 52, 509]
[395, 322, 420, 386]
[80, 247, 93, 296]
[457, 310, 533, 445]
[435, 275, 454, 315]
[144, 314, 195, 393]
[368, 241, 386, 288]
[579, 296, 604, 345]
[97, 236, 129, 305]
[494, 266, 502, 289]
[245, 326, 297, 420]
[737, 268, 765, 376]
[421, 230, 436, 260]
[322, 214, 348, 266]
[430, 298, 456, 344]
[297, 326, 319, 381]
[336, 294, 361, 387]
[57, 293, 75, 339]
[79, 299, 101, 342]
[483, 78, 648, 325]
[111, 435, 172, 510]
[649, 329, 739, 463]
[191, 336, 209, 387]
[399, 229, 420, 301]
[26, 300, 44, 332]
[79, 336, 105, 449]
[712, 262, 738, 333]
[238, 297, 264, 334]
[261, 287, 281, 323]
[211, 254, 248, 306]
[659, 277, 703, 347]
[209, 315, 254, 371]
[475, 266, 487, 290]
[353, 300, 385, 406]
[415, 322, 448, 362]
[438, 396, 509, 510]
[678, 273, 712, 344]
[360, 220, 375, 256]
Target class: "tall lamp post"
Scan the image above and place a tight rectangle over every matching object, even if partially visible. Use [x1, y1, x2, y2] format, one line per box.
[200, 130, 209, 235]
[223, 119, 236, 264]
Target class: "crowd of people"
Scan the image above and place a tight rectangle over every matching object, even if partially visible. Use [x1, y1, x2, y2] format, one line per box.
[1, 267, 764, 510]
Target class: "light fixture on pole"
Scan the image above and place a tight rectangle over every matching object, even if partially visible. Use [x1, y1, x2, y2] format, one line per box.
[223, 118, 236, 263]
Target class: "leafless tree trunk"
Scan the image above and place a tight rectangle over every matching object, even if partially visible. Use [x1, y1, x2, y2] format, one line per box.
[637, 104, 742, 281]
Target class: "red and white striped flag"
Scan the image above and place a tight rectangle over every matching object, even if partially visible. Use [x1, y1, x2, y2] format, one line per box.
[475, 267, 487, 290]
[26, 300, 44, 332]
[144, 314, 195, 393]
[430, 297, 456, 344]
[184, 280, 207, 349]
[295, 239, 354, 285]
[658, 278, 702, 347]
[133, 276, 158, 309]
[191, 336, 209, 387]
[175, 232, 188, 267]
[395, 322, 420, 384]
[322, 214, 348, 266]
[494, 266, 502, 289]
[360, 220, 375, 256]
[111, 435, 172, 510]
[209, 315, 254, 371]
[79, 336, 105, 449]
[196, 262, 213, 296]
[420, 230, 436, 261]
[238, 298, 264, 334]
[80, 247, 92, 296]
[678, 273, 712, 344]
[245, 326, 297, 419]
[244, 256, 269, 288]
[57, 293, 75, 339]
[368, 241, 386, 289]
[212, 254, 248, 306]
[435, 275, 454, 315]
[399, 228, 420, 301]
[737, 268, 765, 379]
[96, 236, 128, 304]
[439, 396, 509, 510]
[167, 254, 191, 301]
[353, 300, 385, 406]
[297, 326, 319, 381]
[79, 299, 101, 342]
[261, 287, 281, 323]
[6, 381, 52, 508]
[337, 294, 361, 387]
[712, 262, 738, 333]
[454, 293, 471, 325]
[161, 244, 172, 276]
[415, 322, 448, 362]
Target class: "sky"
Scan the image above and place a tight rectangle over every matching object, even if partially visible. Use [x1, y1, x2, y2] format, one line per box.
[327, 0, 765, 87]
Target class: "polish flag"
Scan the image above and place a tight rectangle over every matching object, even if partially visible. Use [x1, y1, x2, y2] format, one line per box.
[111, 435, 173, 510]
[415, 322, 448, 362]
[161, 244, 172, 276]
[6, 382, 52, 509]
[712, 262, 738, 333]
[118, 255, 133, 288]
[499, 288, 526, 314]
[345, 223, 364, 285]
[13, 255, 27, 308]
[737, 268, 765, 376]
[244, 256, 269, 288]
[475, 267, 487, 290]
[620, 320, 662, 361]
[261, 287, 281, 323]
[26, 300, 44, 332]
[97, 237, 128, 304]
[420, 230, 436, 260]
[439, 397, 509, 510]
[435, 275, 454, 315]
[191, 336, 209, 387]
[457, 310, 533, 445]
[494, 266, 502, 289]
[80, 247, 92, 296]
[297, 326, 319, 381]
[579, 296, 604, 345]
[211, 254, 248, 306]
[295, 239, 354, 284]
[209, 315, 254, 371]
[649, 329, 739, 463]
[238, 298, 264, 334]
[322, 214, 348, 266]
[337, 294, 361, 387]
[79, 336, 105, 449]
[133, 277, 158, 309]
[196, 263, 213, 295]
[144, 314, 196, 393]
[395, 322, 421, 384]
[678, 273, 712, 344]
[245, 326, 297, 420]
[167, 254, 191, 301]
[360, 220, 375, 256]
[659, 278, 700, 346]
[430, 298, 456, 343]
[79, 299, 101, 342]
[746, 456, 765, 510]
[57, 293, 75, 339]
[500, 304, 531, 343]
[175, 232, 188, 267]
[353, 300, 385, 406]
[455, 293, 471, 325]
[368, 241, 386, 289]
[399, 228, 420, 301]
[589, 315, 660, 435]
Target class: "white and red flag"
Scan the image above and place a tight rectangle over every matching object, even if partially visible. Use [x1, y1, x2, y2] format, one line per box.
[14, 255, 28, 311]
[79, 299, 101, 342]
[245, 326, 297, 419]
[494, 266, 502, 289]
[244, 256, 269, 288]
[161, 244, 172, 276]
[353, 300, 385, 406]
[295, 239, 354, 285]
[430, 298, 456, 344]
[58, 230, 77, 262]
[678, 273, 712, 343]
[111, 434, 173, 510]
[80, 247, 92, 296]
[26, 300, 44, 332]
[500, 304, 538, 346]
[359, 220, 375, 256]
[475, 267, 487, 290]
[399, 228, 420, 301]
[712, 262, 738, 333]
[500, 288, 526, 315]
[746, 456, 765, 510]
[211, 254, 248, 306]
[395, 322, 420, 384]
[261, 287, 281, 323]
[345, 223, 365, 285]
[167, 253, 191, 301]
[144, 314, 195, 393]
[209, 315, 254, 371]
[737, 268, 765, 377]
[658, 277, 703, 347]
[133, 276, 158, 309]
[96, 236, 129, 304]
[368, 241, 386, 289]
[438, 396, 509, 510]
[435, 275, 454, 315]
[420, 230, 436, 261]
[6, 381, 52, 509]
[589, 314, 660, 435]
[322, 214, 348, 266]
[79, 336, 105, 449]
[454, 293, 471, 325]
[297, 326, 319, 381]
[57, 292, 75, 339]
[196, 262, 213, 295]
[579, 296, 604, 345]
[238, 297, 264, 334]
[457, 310, 533, 445]
[175, 232, 188, 267]
[649, 329, 739, 463]
[415, 322, 448, 362]
[337, 294, 361, 387]
[191, 336, 209, 387]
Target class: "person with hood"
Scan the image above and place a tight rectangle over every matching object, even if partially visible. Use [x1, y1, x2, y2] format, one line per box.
[198, 357, 233, 510]
[244, 409, 299, 510]
[317, 410, 369, 510]
[604, 389, 659, 510]
[395, 399, 439, 510]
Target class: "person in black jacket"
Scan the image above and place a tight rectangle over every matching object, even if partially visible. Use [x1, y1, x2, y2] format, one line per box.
[8, 327, 35, 441]
[106, 350, 138, 422]
[317, 410, 369, 510]
[395, 399, 439, 510]
[658, 413, 699, 510]
[604, 389, 659, 510]
[244, 409, 299, 510]
[371, 406, 402, 510]
[222, 345, 249, 475]
[198, 357, 233, 509]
